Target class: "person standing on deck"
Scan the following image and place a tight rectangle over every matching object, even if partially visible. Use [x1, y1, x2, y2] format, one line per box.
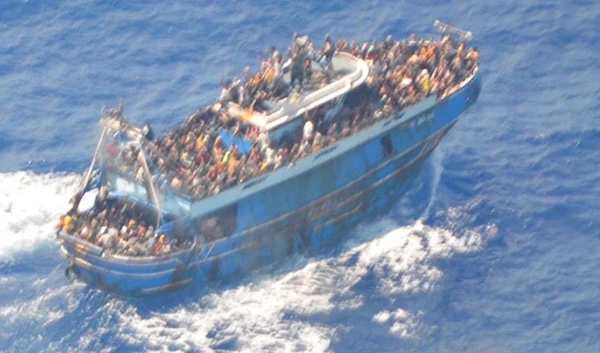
[320, 34, 335, 82]
[290, 52, 304, 90]
[322, 34, 335, 63]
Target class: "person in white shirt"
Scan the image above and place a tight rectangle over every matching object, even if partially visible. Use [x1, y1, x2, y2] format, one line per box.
[264, 145, 276, 166]
[303, 120, 314, 142]
[99, 230, 113, 249]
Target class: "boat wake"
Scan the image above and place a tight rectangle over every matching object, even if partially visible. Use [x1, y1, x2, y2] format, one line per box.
[0, 167, 497, 352]
[0, 171, 79, 261]
[421, 149, 444, 220]
[114, 216, 496, 352]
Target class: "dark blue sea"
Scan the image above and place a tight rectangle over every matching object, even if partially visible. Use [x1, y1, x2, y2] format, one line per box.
[1, 0, 599, 352]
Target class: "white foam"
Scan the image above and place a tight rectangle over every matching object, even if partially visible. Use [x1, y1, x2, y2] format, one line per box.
[117, 207, 497, 352]
[0, 171, 80, 261]
[0, 171, 497, 351]
[421, 149, 444, 219]
[115, 261, 339, 352]
[373, 308, 423, 338]
[0, 279, 85, 328]
[388, 309, 423, 338]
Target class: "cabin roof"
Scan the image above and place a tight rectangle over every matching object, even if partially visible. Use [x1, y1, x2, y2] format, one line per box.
[226, 52, 369, 132]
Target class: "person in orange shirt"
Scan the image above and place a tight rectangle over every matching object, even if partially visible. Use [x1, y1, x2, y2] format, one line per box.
[195, 134, 207, 151]
[228, 151, 240, 174]
[152, 234, 166, 255]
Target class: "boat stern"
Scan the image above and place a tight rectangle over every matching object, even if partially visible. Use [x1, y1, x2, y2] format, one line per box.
[58, 233, 196, 295]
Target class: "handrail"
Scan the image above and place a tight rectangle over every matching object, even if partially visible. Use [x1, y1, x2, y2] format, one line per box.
[433, 19, 473, 41]
[58, 232, 104, 257]
[263, 54, 369, 131]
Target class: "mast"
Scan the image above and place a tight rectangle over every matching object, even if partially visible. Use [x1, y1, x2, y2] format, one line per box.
[137, 140, 162, 230]
[98, 102, 164, 228]
[80, 126, 107, 191]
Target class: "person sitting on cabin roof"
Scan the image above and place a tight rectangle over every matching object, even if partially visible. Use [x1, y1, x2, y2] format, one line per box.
[230, 78, 245, 105]
[218, 80, 233, 107]
[116, 33, 479, 204]
[304, 58, 313, 82]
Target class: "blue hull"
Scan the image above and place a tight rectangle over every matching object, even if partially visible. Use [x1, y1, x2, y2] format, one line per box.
[59, 72, 482, 295]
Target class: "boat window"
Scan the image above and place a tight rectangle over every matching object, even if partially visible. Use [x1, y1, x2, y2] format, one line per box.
[268, 115, 304, 143]
[192, 203, 238, 241]
[381, 134, 394, 157]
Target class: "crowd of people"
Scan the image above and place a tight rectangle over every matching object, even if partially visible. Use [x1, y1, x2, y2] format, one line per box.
[57, 190, 193, 256]
[106, 33, 478, 201]
[61, 33, 479, 256]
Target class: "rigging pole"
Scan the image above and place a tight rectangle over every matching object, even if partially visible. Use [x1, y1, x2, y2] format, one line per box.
[137, 140, 162, 230]
[80, 126, 108, 191]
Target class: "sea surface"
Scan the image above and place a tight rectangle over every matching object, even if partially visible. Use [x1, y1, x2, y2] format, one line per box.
[1, 0, 599, 352]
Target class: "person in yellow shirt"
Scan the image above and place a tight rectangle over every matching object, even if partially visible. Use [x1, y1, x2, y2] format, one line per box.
[63, 214, 73, 233]
[417, 69, 431, 94]
[128, 218, 137, 229]
[195, 134, 205, 151]
[221, 147, 232, 167]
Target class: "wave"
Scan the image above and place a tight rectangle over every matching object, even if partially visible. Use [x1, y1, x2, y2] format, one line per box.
[114, 215, 496, 352]
[0, 171, 80, 261]
[421, 149, 444, 220]
[0, 169, 496, 352]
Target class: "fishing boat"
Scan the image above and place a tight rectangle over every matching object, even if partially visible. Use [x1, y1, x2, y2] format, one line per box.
[56, 21, 481, 295]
